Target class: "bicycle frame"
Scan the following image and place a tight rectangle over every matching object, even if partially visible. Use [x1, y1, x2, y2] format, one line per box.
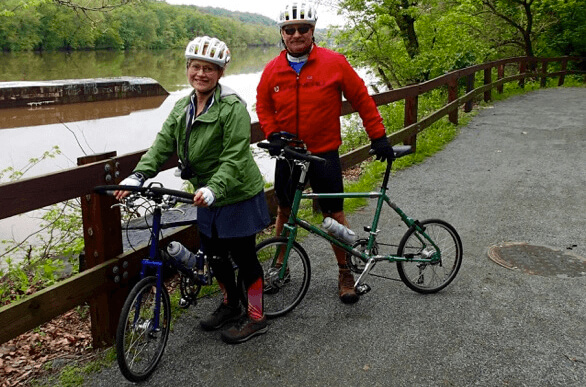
[134, 205, 165, 331]
[136, 202, 200, 329]
[277, 157, 443, 282]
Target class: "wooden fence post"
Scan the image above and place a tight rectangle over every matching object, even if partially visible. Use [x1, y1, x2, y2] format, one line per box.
[78, 152, 124, 348]
[448, 79, 458, 125]
[404, 94, 418, 151]
[519, 59, 526, 88]
[464, 73, 475, 113]
[541, 61, 548, 87]
[484, 67, 492, 102]
[497, 64, 505, 94]
[558, 59, 567, 86]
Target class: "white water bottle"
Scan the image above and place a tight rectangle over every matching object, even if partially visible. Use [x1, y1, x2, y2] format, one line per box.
[322, 217, 357, 244]
[167, 241, 198, 270]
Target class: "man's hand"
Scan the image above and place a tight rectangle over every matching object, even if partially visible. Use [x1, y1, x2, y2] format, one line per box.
[114, 172, 146, 201]
[370, 136, 395, 162]
[267, 132, 289, 156]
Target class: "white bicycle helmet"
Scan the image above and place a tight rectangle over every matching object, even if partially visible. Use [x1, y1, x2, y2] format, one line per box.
[185, 36, 231, 68]
[278, 1, 318, 28]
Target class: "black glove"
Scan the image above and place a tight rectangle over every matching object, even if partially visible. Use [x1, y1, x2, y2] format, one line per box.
[267, 132, 289, 156]
[370, 136, 395, 162]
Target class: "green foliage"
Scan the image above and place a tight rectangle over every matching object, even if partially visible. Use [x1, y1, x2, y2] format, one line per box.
[330, 0, 584, 91]
[535, 0, 586, 57]
[0, 0, 279, 51]
[198, 6, 276, 26]
[0, 146, 85, 306]
[331, 0, 496, 88]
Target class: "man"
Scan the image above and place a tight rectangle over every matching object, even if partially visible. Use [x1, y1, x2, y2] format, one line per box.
[256, 2, 394, 304]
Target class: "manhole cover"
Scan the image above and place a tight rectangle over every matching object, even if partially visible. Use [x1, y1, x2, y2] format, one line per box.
[488, 242, 586, 278]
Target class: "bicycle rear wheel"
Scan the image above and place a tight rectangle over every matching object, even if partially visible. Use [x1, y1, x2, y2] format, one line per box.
[256, 237, 311, 318]
[116, 276, 171, 382]
[396, 219, 462, 294]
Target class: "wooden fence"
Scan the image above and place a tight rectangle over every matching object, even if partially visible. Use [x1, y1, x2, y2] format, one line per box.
[0, 56, 583, 347]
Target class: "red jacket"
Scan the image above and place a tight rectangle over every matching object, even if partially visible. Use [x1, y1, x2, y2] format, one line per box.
[256, 45, 386, 154]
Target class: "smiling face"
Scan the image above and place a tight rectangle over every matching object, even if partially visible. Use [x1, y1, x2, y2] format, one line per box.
[281, 23, 314, 57]
[187, 59, 223, 95]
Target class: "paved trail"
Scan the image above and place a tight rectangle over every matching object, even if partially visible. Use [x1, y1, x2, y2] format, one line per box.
[88, 87, 586, 387]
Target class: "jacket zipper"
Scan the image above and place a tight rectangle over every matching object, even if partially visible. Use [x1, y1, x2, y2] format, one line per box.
[295, 73, 300, 138]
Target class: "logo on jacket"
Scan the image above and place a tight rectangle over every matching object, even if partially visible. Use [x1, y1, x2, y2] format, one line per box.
[274, 86, 280, 93]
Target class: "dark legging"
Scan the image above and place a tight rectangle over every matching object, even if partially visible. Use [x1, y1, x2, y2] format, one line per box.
[199, 229, 263, 307]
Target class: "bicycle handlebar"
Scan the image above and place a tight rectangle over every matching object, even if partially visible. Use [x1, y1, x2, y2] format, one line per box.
[257, 141, 326, 163]
[283, 146, 326, 163]
[94, 184, 195, 204]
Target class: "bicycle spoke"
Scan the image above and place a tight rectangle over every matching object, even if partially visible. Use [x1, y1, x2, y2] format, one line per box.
[397, 220, 462, 293]
[116, 277, 170, 382]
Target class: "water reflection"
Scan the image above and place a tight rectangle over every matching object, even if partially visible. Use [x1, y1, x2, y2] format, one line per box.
[0, 46, 281, 92]
[0, 95, 168, 129]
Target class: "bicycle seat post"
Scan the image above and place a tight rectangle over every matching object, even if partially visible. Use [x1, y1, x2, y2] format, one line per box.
[381, 160, 393, 190]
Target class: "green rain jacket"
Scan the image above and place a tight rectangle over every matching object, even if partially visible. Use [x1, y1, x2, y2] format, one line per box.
[134, 84, 265, 207]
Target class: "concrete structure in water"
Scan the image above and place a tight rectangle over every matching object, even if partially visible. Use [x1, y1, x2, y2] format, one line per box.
[0, 77, 169, 109]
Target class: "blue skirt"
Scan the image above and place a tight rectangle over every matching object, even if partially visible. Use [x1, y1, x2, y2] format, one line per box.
[197, 190, 271, 239]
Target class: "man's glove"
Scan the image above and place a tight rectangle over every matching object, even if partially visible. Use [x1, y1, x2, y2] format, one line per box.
[267, 132, 289, 156]
[370, 136, 395, 162]
[119, 172, 146, 187]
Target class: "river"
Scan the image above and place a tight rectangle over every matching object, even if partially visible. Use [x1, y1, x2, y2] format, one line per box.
[0, 47, 284, 251]
[0, 47, 377, 258]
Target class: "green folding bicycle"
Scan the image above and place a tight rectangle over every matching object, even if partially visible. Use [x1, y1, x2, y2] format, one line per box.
[257, 134, 463, 317]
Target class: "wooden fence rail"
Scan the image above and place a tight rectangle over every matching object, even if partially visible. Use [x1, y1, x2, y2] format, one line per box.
[0, 56, 583, 346]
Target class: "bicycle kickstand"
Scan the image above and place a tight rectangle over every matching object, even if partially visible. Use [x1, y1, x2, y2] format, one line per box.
[354, 257, 376, 295]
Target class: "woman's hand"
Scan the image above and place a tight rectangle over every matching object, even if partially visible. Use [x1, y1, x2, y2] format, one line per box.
[193, 187, 215, 207]
[113, 173, 146, 201]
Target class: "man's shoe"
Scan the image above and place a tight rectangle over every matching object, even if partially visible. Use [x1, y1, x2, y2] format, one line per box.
[220, 316, 268, 344]
[338, 269, 359, 304]
[200, 303, 242, 331]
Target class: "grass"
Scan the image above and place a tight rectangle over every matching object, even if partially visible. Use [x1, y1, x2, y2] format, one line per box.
[33, 76, 584, 386]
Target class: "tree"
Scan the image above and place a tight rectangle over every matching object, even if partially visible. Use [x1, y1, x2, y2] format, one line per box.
[471, 0, 586, 58]
[331, 0, 493, 88]
[2, 0, 139, 17]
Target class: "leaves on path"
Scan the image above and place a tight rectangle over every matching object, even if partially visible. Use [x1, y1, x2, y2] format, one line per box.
[0, 307, 93, 386]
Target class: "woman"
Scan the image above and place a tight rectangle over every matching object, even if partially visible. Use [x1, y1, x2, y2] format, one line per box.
[115, 36, 270, 344]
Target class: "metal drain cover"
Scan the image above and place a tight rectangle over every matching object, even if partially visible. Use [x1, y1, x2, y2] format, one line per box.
[488, 242, 586, 278]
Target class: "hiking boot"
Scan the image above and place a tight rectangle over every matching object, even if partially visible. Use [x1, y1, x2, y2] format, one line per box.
[200, 303, 242, 331]
[338, 268, 359, 304]
[220, 316, 268, 344]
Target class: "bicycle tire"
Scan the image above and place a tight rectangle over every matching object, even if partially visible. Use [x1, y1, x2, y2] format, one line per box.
[396, 219, 462, 294]
[256, 237, 311, 318]
[116, 276, 171, 382]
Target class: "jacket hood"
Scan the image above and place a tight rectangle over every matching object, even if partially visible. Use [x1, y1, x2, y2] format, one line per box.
[219, 84, 247, 107]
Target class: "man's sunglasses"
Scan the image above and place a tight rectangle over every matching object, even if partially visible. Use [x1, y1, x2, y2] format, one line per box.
[282, 26, 311, 36]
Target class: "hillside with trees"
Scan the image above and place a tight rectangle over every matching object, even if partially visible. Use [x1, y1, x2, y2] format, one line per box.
[0, 0, 279, 51]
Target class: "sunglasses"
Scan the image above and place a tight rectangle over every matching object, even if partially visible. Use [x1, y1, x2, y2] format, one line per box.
[282, 26, 312, 36]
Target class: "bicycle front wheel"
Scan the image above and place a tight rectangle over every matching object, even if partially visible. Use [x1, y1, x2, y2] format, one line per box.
[256, 237, 311, 318]
[116, 276, 171, 382]
[396, 219, 462, 294]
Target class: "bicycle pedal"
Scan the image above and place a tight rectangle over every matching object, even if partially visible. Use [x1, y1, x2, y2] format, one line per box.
[356, 283, 371, 295]
[178, 297, 193, 309]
